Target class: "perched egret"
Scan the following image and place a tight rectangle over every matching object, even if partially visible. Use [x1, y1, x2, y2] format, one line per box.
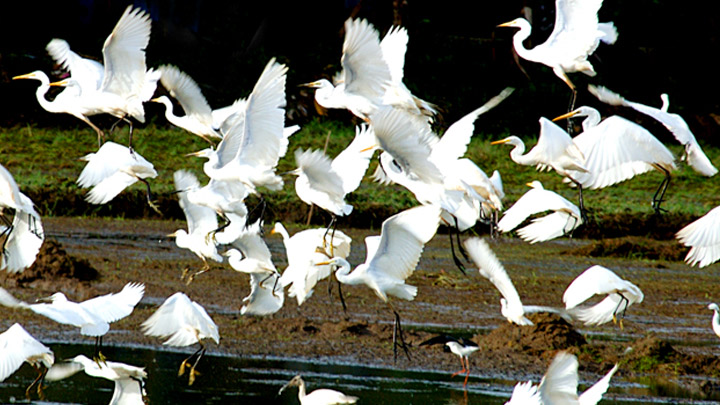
[171, 170, 223, 283]
[708, 303, 720, 339]
[0, 283, 144, 359]
[553, 107, 677, 214]
[0, 164, 44, 273]
[76, 141, 159, 211]
[419, 335, 479, 387]
[45, 6, 161, 148]
[303, 18, 391, 120]
[272, 222, 352, 306]
[497, 181, 583, 243]
[0, 323, 54, 400]
[505, 351, 618, 405]
[46, 354, 146, 405]
[498, 0, 617, 110]
[463, 237, 533, 325]
[279, 375, 358, 405]
[564, 265, 643, 329]
[589, 84, 718, 177]
[141, 292, 219, 385]
[316, 205, 441, 361]
[676, 205, 720, 267]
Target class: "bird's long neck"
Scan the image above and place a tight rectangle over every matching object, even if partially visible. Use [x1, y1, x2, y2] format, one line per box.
[33, 76, 59, 113]
[159, 98, 183, 126]
[508, 140, 531, 166]
[511, 22, 537, 62]
[713, 309, 719, 326]
[333, 259, 363, 286]
[297, 380, 307, 399]
[581, 111, 602, 131]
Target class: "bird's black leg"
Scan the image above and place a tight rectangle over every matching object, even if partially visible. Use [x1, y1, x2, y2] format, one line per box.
[567, 88, 578, 133]
[179, 344, 204, 377]
[207, 213, 230, 243]
[652, 169, 671, 215]
[322, 215, 338, 257]
[392, 309, 411, 363]
[245, 196, 267, 229]
[187, 345, 207, 386]
[25, 365, 47, 400]
[0, 213, 14, 259]
[453, 217, 469, 262]
[448, 228, 467, 275]
[93, 336, 106, 365]
[568, 178, 589, 224]
[612, 293, 630, 329]
[137, 177, 161, 215]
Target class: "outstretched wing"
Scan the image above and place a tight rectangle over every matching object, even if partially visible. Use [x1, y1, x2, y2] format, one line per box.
[79, 282, 144, 323]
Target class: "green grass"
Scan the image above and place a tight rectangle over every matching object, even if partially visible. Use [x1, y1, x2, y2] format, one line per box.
[1, 119, 720, 223]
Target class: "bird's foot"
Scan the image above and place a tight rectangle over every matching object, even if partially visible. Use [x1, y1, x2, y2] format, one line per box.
[93, 351, 107, 367]
[450, 369, 467, 378]
[178, 360, 188, 377]
[148, 199, 162, 216]
[188, 366, 200, 386]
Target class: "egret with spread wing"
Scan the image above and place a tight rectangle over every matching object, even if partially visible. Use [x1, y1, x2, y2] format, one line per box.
[677, 205, 720, 268]
[0, 323, 54, 400]
[0, 164, 43, 274]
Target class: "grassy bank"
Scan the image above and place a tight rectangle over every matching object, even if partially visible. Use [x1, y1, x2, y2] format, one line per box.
[2, 119, 719, 236]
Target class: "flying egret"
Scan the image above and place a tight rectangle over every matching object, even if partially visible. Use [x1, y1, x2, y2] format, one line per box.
[316, 205, 441, 361]
[497, 0, 617, 111]
[497, 181, 583, 243]
[676, 205, 720, 267]
[76, 141, 159, 212]
[271, 222, 352, 306]
[463, 237, 533, 325]
[419, 335, 479, 388]
[45, 6, 161, 149]
[0, 164, 44, 273]
[45, 354, 146, 405]
[279, 375, 358, 405]
[708, 303, 720, 339]
[0, 323, 54, 400]
[151, 65, 223, 143]
[589, 84, 718, 177]
[553, 107, 677, 214]
[491, 117, 589, 220]
[303, 18, 391, 120]
[505, 351, 618, 405]
[0, 283, 144, 360]
[141, 292, 219, 386]
[564, 265, 643, 329]
[171, 170, 223, 283]
[188, 58, 293, 221]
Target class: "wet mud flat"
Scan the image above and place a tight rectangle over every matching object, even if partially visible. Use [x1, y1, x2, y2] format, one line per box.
[2, 216, 720, 402]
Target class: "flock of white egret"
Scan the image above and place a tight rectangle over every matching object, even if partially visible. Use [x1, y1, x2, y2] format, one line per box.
[1, 0, 719, 403]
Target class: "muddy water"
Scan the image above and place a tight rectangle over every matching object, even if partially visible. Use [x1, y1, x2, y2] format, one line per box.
[2, 217, 720, 403]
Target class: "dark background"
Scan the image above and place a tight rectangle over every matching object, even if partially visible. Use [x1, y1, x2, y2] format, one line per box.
[1, 0, 718, 144]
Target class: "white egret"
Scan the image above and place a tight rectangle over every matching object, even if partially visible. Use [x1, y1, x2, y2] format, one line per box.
[589, 84, 718, 176]
[419, 335, 479, 387]
[46, 354, 146, 405]
[676, 205, 720, 267]
[0, 164, 44, 274]
[554, 107, 677, 214]
[0, 283, 144, 359]
[279, 375, 358, 405]
[463, 237, 533, 325]
[240, 272, 284, 316]
[316, 205, 441, 361]
[708, 303, 720, 339]
[141, 292, 219, 385]
[45, 6, 161, 149]
[303, 18, 391, 120]
[497, 181, 583, 243]
[76, 141, 158, 211]
[290, 148, 353, 220]
[505, 351, 618, 405]
[564, 265, 643, 328]
[492, 117, 589, 219]
[498, 0, 617, 110]
[271, 222, 352, 306]
[188, 58, 292, 219]
[171, 170, 223, 283]
[0, 323, 54, 400]
[151, 65, 223, 143]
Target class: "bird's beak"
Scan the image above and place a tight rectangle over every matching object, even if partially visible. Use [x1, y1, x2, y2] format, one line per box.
[490, 139, 509, 145]
[269, 229, 277, 235]
[299, 81, 322, 88]
[186, 150, 204, 157]
[150, 97, 162, 103]
[552, 111, 580, 121]
[166, 231, 178, 238]
[360, 145, 378, 153]
[278, 383, 289, 396]
[525, 182, 534, 187]
[497, 21, 514, 28]
[49, 80, 69, 87]
[35, 296, 53, 303]
[12, 73, 34, 80]
[314, 260, 332, 266]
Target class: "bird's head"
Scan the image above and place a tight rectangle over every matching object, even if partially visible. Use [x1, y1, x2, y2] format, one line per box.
[150, 96, 171, 105]
[12, 71, 45, 81]
[709, 303, 719, 312]
[490, 136, 520, 147]
[299, 79, 331, 89]
[269, 222, 284, 236]
[497, 18, 526, 29]
[278, 375, 304, 395]
[37, 292, 68, 303]
[526, 180, 543, 190]
[186, 148, 213, 159]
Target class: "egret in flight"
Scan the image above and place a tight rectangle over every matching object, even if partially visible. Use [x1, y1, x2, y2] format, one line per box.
[589, 84, 718, 177]
[498, 0, 617, 111]
[419, 335, 479, 388]
[676, 205, 720, 267]
[279, 375, 358, 405]
[0, 323, 54, 400]
[316, 205, 441, 361]
[0, 283, 144, 361]
[141, 292, 219, 385]
[46, 355, 146, 405]
[45, 6, 160, 149]
[0, 164, 44, 273]
[563, 265, 643, 329]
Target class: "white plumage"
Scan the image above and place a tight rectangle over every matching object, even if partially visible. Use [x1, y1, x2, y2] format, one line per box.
[0, 323, 54, 383]
[708, 303, 720, 339]
[279, 375, 358, 405]
[292, 148, 353, 216]
[676, 205, 720, 268]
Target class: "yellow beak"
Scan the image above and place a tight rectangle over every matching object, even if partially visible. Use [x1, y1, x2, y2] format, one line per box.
[12, 73, 35, 80]
[552, 111, 580, 122]
[49, 80, 69, 87]
[490, 139, 509, 145]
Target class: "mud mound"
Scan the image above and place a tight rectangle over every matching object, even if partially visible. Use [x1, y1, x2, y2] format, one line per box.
[1, 239, 98, 285]
[625, 334, 720, 376]
[569, 236, 687, 261]
[480, 313, 586, 355]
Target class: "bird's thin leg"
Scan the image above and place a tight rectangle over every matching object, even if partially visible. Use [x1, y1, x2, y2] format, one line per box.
[612, 293, 630, 330]
[450, 355, 467, 377]
[179, 343, 204, 378]
[136, 176, 161, 215]
[26, 213, 43, 239]
[447, 227, 467, 275]
[25, 365, 47, 400]
[326, 268, 348, 312]
[184, 260, 210, 285]
[651, 169, 671, 214]
[187, 345, 207, 386]
[0, 213, 14, 259]
[390, 304, 411, 363]
[453, 217, 470, 261]
[93, 336, 106, 365]
[207, 212, 230, 244]
[245, 196, 267, 229]
[322, 215, 338, 257]
[568, 177, 589, 224]
[78, 115, 104, 147]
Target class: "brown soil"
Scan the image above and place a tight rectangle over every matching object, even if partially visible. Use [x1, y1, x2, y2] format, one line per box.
[2, 217, 720, 401]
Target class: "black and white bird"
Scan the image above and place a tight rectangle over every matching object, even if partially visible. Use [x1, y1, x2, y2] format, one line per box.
[419, 334, 479, 387]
